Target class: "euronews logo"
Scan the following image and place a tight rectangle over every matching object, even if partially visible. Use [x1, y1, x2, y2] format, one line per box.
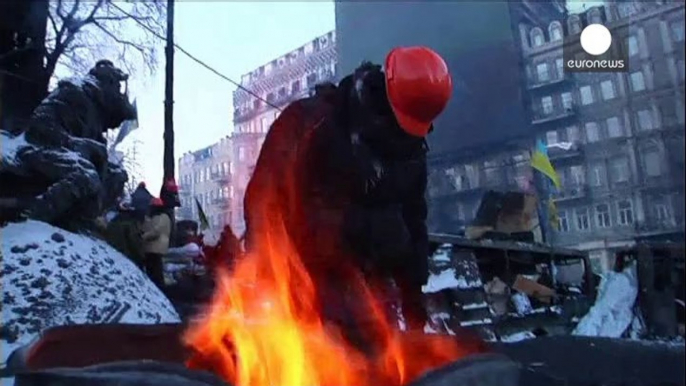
[564, 24, 628, 73]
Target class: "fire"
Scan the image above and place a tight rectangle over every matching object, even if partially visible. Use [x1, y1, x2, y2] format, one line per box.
[184, 208, 479, 386]
[184, 116, 480, 386]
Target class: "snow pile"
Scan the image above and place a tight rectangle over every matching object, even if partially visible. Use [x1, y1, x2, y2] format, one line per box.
[0, 220, 180, 364]
[0, 131, 29, 168]
[431, 243, 452, 262]
[500, 331, 536, 343]
[573, 263, 638, 338]
[422, 268, 483, 293]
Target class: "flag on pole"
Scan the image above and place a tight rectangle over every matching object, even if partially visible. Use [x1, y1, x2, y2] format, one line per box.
[195, 197, 210, 231]
[112, 99, 139, 149]
[530, 140, 561, 189]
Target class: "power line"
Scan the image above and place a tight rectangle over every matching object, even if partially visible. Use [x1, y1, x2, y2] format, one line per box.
[109, 2, 281, 111]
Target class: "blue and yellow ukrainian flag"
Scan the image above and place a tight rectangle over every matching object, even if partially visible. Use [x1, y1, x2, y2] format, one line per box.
[530, 140, 561, 190]
[531, 140, 561, 231]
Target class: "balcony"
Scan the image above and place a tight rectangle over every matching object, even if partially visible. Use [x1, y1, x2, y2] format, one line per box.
[552, 184, 589, 202]
[211, 172, 230, 184]
[211, 197, 230, 208]
[547, 142, 583, 161]
[531, 106, 577, 125]
[634, 218, 684, 236]
[527, 74, 572, 91]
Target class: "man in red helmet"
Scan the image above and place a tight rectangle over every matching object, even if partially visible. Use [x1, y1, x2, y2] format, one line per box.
[245, 47, 452, 339]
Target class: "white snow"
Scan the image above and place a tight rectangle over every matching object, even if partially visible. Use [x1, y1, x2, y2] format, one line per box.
[422, 268, 483, 294]
[573, 263, 638, 338]
[459, 318, 493, 327]
[500, 331, 536, 343]
[462, 302, 488, 310]
[431, 244, 452, 262]
[511, 292, 533, 315]
[0, 131, 29, 167]
[1, 220, 180, 365]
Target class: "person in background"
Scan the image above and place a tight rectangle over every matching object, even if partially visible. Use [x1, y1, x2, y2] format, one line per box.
[104, 198, 147, 267]
[142, 197, 173, 288]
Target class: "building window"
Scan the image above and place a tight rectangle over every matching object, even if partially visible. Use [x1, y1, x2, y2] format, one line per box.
[558, 210, 570, 232]
[570, 165, 586, 185]
[561, 92, 574, 110]
[575, 208, 590, 231]
[655, 201, 671, 222]
[617, 199, 634, 226]
[637, 109, 656, 130]
[588, 8, 602, 24]
[606, 116, 624, 138]
[536, 62, 550, 82]
[627, 36, 639, 57]
[589, 163, 605, 186]
[530, 27, 545, 47]
[546, 130, 559, 145]
[600, 80, 616, 100]
[610, 157, 630, 183]
[292, 80, 301, 93]
[549, 22, 563, 42]
[568, 15, 582, 35]
[671, 20, 685, 43]
[554, 58, 564, 79]
[585, 122, 600, 142]
[266, 92, 275, 103]
[541, 96, 554, 115]
[579, 85, 594, 105]
[238, 146, 246, 161]
[595, 204, 611, 228]
[643, 150, 662, 176]
[278, 87, 287, 98]
[306, 73, 318, 87]
[566, 125, 580, 143]
[630, 71, 646, 92]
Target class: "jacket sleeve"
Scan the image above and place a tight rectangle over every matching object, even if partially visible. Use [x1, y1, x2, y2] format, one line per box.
[402, 156, 429, 277]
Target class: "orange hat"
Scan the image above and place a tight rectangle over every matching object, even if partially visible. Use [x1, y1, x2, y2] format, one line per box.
[151, 197, 164, 207]
[385, 46, 453, 137]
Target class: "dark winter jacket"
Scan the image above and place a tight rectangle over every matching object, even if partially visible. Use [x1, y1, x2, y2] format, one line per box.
[105, 211, 146, 267]
[244, 73, 429, 283]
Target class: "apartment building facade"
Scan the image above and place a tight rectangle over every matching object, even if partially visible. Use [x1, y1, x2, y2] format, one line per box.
[520, 1, 684, 271]
[230, 30, 337, 233]
[177, 135, 233, 237]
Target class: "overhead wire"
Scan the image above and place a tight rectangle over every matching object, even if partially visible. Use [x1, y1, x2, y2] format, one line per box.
[109, 2, 282, 111]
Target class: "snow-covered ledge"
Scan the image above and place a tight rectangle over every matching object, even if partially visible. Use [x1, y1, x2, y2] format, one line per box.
[0, 220, 180, 365]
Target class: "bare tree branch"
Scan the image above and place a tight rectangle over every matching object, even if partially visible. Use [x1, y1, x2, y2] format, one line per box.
[93, 21, 146, 56]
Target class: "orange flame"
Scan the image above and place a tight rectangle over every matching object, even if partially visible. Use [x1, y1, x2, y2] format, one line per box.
[184, 209, 479, 386]
[183, 111, 480, 385]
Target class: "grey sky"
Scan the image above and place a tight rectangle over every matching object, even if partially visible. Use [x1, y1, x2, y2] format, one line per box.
[126, 0, 598, 195]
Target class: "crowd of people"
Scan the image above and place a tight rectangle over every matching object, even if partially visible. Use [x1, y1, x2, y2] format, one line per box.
[100, 180, 241, 290]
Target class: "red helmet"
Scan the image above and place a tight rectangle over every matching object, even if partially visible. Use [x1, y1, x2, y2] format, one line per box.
[385, 46, 453, 137]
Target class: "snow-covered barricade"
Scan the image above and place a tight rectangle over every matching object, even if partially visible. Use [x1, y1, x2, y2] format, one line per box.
[0, 220, 180, 364]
